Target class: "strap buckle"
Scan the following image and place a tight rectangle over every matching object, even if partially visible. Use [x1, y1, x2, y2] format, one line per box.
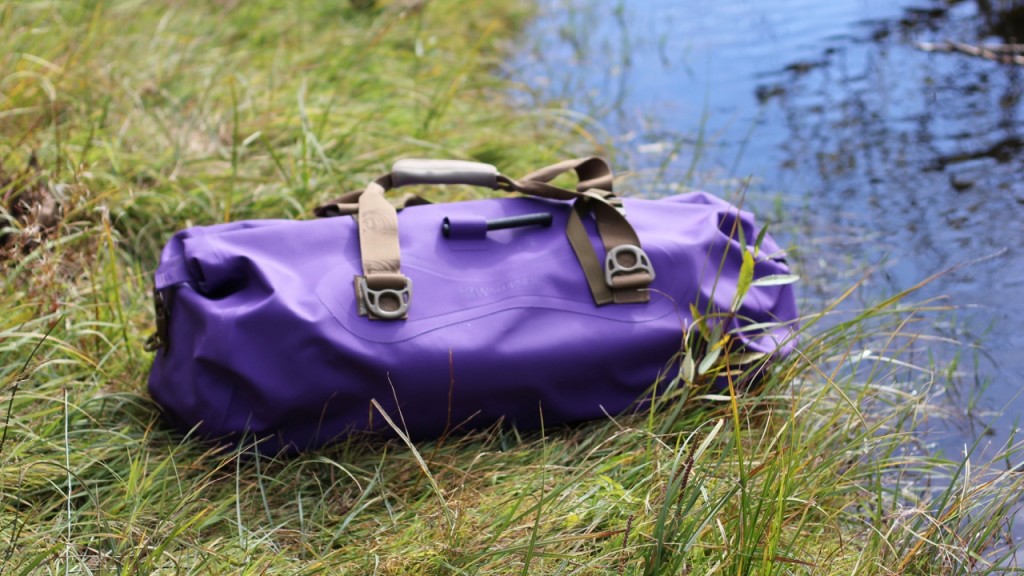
[144, 287, 169, 352]
[357, 276, 412, 320]
[605, 245, 655, 289]
[580, 190, 626, 216]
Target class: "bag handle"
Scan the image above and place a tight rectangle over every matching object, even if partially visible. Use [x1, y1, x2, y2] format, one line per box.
[314, 157, 614, 216]
[391, 159, 499, 189]
[349, 158, 653, 320]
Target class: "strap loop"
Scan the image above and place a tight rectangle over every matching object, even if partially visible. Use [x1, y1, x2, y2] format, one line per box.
[564, 196, 652, 305]
[356, 179, 411, 320]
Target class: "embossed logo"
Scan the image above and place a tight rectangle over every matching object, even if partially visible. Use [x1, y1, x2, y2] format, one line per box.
[360, 209, 397, 234]
[364, 260, 400, 274]
[457, 275, 543, 299]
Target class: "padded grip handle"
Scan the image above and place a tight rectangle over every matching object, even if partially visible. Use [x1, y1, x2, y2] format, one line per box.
[391, 159, 499, 189]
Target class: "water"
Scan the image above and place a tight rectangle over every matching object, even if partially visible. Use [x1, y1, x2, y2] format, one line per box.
[512, 0, 1024, 457]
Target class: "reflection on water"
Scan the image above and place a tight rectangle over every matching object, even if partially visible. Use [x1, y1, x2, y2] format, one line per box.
[512, 0, 1024, 454]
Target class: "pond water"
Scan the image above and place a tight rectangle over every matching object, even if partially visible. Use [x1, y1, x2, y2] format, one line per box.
[512, 0, 1024, 458]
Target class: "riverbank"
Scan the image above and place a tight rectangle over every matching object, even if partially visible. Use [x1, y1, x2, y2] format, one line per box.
[515, 0, 1024, 462]
[2, 1, 1021, 573]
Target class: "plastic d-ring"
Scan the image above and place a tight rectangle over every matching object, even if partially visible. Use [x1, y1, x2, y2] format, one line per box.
[604, 245, 655, 288]
[358, 276, 412, 320]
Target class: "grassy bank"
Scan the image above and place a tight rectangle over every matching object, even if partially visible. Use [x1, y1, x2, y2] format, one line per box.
[2, 1, 1022, 574]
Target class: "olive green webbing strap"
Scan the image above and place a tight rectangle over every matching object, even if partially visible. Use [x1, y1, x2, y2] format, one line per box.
[348, 157, 651, 319]
[315, 190, 429, 218]
[507, 158, 650, 304]
[357, 177, 401, 280]
[565, 199, 614, 305]
[518, 157, 616, 196]
[354, 176, 412, 320]
[564, 196, 650, 304]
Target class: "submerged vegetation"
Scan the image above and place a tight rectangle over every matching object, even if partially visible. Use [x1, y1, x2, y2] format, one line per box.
[1, 0, 1022, 573]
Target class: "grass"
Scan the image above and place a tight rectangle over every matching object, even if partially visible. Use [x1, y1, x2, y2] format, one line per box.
[2, 0, 1023, 574]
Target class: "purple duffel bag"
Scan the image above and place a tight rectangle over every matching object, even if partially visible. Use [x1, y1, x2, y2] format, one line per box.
[146, 158, 797, 452]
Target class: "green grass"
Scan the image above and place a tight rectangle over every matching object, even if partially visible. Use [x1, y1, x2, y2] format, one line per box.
[2, 0, 1023, 574]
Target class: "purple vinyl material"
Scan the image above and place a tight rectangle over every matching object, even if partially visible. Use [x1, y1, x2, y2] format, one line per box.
[148, 190, 797, 452]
